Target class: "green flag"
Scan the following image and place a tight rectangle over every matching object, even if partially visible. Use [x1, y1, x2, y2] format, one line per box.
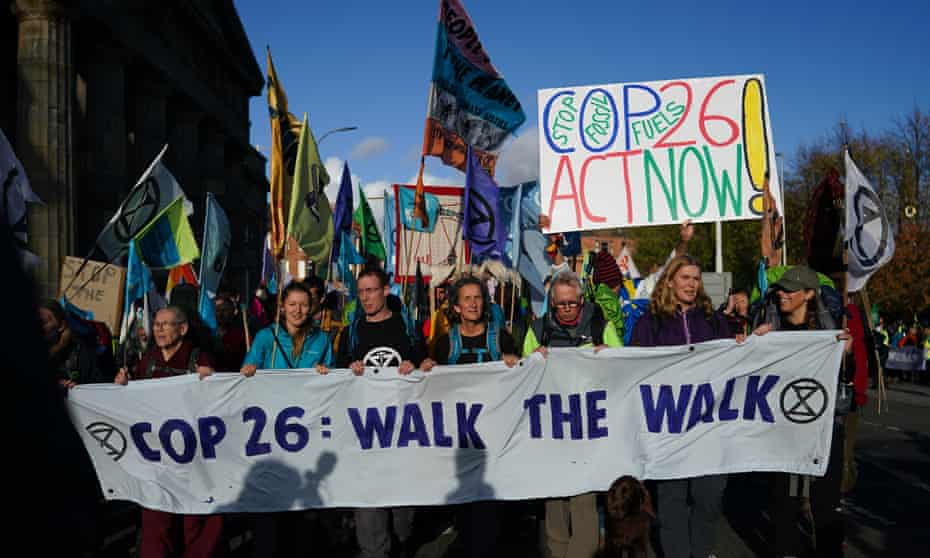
[286, 114, 333, 275]
[353, 188, 386, 260]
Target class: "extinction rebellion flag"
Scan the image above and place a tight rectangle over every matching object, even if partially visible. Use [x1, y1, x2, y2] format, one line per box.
[422, 0, 526, 175]
[845, 149, 895, 292]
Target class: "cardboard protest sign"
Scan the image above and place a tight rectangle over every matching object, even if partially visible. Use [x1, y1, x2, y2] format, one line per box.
[538, 74, 781, 232]
[60, 257, 127, 334]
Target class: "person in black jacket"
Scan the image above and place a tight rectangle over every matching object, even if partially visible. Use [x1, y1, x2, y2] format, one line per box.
[39, 300, 113, 388]
[336, 265, 435, 558]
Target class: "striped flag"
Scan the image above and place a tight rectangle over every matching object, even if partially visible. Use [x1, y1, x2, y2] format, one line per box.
[134, 196, 200, 269]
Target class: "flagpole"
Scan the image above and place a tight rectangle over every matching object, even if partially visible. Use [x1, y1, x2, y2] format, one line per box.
[271, 258, 286, 368]
[198, 192, 211, 316]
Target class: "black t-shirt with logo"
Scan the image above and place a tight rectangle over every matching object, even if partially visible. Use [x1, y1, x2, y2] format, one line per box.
[433, 327, 516, 365]
[336, 312, 425, 368]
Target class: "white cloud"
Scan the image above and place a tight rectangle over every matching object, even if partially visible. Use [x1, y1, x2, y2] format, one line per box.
[350, 137, 389, 160]
[323, 156, 363, 207]
[495, 128, 538, 185]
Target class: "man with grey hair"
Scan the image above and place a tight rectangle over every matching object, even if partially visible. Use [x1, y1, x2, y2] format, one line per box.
[521, 271, 621, 558]
[114, 305, 220, 557]
[115, 306, 214, 382]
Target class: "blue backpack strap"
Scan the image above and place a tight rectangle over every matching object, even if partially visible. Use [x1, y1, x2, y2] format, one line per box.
[448, 324, 462, 365]
[487, 321, 501, 361]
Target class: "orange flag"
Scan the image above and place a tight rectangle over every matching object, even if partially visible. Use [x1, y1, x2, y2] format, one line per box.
[166, 263, 198, 298]
[412, 157, 430, 229]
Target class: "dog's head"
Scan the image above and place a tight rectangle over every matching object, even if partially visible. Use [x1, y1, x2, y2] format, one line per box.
[607, 475, 653, 520]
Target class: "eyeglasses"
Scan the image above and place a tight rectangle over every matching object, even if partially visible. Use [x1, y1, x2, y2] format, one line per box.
[554, 301, 581, 309]
[152, 321, 181, 330]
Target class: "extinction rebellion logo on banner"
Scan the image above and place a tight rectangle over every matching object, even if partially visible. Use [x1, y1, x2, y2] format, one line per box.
[85, 422, 128, 462]
[637, 374, 831, 433]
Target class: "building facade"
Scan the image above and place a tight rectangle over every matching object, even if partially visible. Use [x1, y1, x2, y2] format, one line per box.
[3, 0, 268, 301]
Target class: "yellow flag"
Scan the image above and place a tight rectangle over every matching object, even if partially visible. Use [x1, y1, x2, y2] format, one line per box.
[266, 46, 304, 259]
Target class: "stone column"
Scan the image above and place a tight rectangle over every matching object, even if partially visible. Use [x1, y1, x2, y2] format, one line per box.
[85, 40, 127, 247]
[131, 71, 170, 179]
[14, 0, 74, 298]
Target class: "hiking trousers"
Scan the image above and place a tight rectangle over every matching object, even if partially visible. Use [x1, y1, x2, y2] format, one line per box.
[656, 474, 727, 558]
[355, 507, 415, 558]
[544, 492, 599, 558]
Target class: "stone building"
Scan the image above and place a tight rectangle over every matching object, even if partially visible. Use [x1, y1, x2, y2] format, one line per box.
[2, 0, 268, 301]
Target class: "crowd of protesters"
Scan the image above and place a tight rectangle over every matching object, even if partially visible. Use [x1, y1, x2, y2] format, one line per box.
[31, 219, 928, 558]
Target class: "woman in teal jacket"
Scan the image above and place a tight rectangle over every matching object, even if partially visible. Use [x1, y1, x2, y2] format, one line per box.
[240, 281, 332, 374]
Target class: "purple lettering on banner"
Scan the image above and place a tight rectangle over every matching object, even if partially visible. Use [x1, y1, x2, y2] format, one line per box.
[743, 375, 779, 423]
[198, 417, 226, 459]
[456, 402, 485, 449]
[348, 407, 398, 450]
[640, 384, 693, 433]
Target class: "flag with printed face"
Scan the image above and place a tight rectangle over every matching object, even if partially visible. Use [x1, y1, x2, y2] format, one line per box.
[199, 193, 231, 332]
[134, 196, 200, 269]
[464, 146, 504, 261]
[422, 0, 526, 174]
[286, 114, 333, 274]
[266, 47, 305, 259]
[353, 188, 386, 260]
[845, 150, 895, 292]
[96, 146, 191, 261]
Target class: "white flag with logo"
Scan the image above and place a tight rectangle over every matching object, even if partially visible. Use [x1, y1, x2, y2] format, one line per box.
[845, 150, 895, 292]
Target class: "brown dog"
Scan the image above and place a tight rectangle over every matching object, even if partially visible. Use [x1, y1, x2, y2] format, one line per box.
[605, 475, 654, 558]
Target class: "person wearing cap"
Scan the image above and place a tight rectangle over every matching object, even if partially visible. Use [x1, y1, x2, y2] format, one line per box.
[522, 270, 620, 558]
[754, 265, 852, 558]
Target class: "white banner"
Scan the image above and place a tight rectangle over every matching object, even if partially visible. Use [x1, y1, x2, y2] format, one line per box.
[68, 332, 842, 514]
[538, 74, 781, 232]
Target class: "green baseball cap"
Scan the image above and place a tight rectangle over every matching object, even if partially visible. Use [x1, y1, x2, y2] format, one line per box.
[773, 265, 820, 292]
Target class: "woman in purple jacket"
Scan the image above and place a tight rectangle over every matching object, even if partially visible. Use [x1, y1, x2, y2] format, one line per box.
[629, 255, 736, 558]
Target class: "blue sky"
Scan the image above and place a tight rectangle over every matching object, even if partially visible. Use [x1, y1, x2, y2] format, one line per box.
[235, 0, 930, 202]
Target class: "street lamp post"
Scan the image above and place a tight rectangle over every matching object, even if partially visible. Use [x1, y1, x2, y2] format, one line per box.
[318, 126, 358, 144]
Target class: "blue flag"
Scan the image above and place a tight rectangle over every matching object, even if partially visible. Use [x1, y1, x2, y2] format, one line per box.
[332, 162, 354, 258]
[498, 183, 523, 268]
[398, 186, 439, 232]
[338, 231, 366, 298]
[515, 181, 552, 316]
[121, 239, 152, 343]
[464, 146, 505, 262]
[198, 193, 231, 333]
[384, 191, 396, 279]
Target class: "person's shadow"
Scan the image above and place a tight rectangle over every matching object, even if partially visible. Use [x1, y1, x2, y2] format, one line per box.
[440, 449, 500, 558]
[217, 452, 338, 557]
[217, 452, 338, 513]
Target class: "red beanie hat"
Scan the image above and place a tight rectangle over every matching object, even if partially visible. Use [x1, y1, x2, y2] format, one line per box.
[594, 250, 622, 289]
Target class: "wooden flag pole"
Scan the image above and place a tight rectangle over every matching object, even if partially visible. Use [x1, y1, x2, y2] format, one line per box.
[270, 258, 286, 368]
[242, 303, 251, 352]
